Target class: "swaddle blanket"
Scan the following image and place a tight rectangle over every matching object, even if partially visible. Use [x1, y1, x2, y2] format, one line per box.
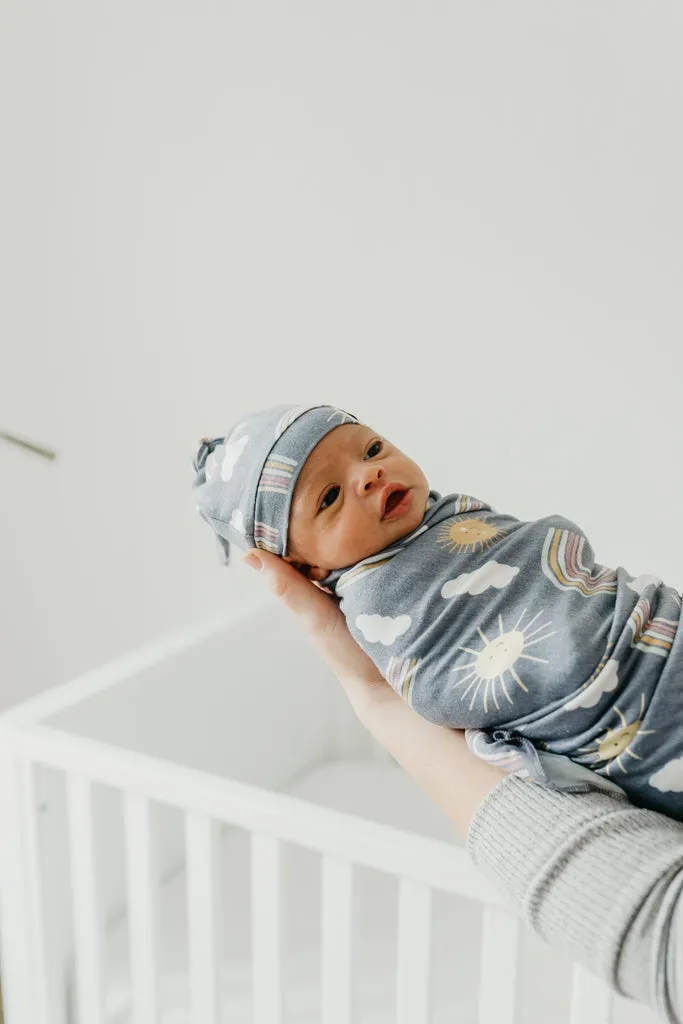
[192, 405, 683, 818]
[321, 491, 683, 818]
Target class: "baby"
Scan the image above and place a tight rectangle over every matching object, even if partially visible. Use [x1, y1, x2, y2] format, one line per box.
[192, 404, 683, 820]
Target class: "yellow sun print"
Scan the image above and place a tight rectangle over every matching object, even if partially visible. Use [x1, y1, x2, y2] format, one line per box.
[579, 694, 655, 775]
[451, 608, 556, 713]
[437, 516, 506, 555]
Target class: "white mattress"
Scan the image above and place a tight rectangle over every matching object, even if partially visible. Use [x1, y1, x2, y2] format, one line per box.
[101, 758, 654, 1024]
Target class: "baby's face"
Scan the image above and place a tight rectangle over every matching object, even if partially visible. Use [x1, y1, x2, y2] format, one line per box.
[287, 424, 430, 578]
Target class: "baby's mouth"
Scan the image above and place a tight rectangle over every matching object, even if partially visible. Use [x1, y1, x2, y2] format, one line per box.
[381, 484, 411, 519]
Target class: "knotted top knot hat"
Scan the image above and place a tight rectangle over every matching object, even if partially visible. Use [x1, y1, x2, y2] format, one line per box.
[192, 404, 358, 564]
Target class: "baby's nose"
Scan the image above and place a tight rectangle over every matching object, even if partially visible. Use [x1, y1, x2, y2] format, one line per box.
[358, 463, 384, 493]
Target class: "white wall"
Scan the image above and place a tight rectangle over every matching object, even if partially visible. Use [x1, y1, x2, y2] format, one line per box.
[1, 1, 682, 706]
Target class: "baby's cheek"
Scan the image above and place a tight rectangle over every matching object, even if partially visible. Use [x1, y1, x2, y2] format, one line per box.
[324, 519, 374, 568]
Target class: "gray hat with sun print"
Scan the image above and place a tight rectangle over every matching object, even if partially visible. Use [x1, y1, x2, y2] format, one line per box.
[192, 404, 358, 564]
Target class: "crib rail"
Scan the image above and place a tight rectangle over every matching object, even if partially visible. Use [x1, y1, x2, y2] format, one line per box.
[0, 723, 616, 1024]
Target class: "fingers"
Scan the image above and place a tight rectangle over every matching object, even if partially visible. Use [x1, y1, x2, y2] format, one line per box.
[243, 551, 341, 638]
[243, 550, 385, 691]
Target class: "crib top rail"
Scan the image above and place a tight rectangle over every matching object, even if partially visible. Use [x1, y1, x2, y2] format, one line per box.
[8, 721, 501, 906]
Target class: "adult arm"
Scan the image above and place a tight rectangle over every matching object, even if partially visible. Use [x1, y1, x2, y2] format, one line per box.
[245, 551, 683, 1022]
[244, 550, 505, 833]
[469, 776, 683, 1021]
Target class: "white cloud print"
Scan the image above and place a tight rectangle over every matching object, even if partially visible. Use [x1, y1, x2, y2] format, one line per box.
[441, 561, 520, 599]
[229, 508, 245, 534]
[204, 449, 219, 482]
[650, 757, 683, 793]
[563, 658, 620, 710]
[355, 614, 411, 646]
[205, 434, 250, 483]
[227, 421, 247, 442]
[220, 434, 250, 481]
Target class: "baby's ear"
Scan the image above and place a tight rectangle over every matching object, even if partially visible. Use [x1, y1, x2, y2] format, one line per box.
[307, 566, 328, 582]
[284, 555, 311, 577]
[285, 556, 327, 582]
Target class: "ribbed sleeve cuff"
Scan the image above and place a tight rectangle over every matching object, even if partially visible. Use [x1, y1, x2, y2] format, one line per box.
[467, 776, 683, 990]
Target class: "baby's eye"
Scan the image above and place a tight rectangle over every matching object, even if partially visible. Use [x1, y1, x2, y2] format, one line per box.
[365, 440, 383, 459]
[319, 486, 340, 511]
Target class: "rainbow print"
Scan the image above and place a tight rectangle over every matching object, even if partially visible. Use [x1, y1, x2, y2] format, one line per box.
[387, 655, 420, 704]
[453, 495, 489, 515]
[336, 521, 431, 591]
[254, 522, 281, 554]
[336, 543, 407, 592]
[583, 645, 616, 685]
[274, 406, 316, 439]
[336, 557, 394, 592]
[274, 405, 355, 439]
[257, 453, 298, 495]
[541, 528, 618, 597]
[325, 408, 356, 425]
[627, 597, 678, 658]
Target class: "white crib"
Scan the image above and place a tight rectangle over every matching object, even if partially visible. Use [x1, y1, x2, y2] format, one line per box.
[0, 600, 657, 1024]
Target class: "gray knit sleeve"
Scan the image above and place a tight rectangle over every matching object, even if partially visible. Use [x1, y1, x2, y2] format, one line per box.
[467, 777, 683, 1022]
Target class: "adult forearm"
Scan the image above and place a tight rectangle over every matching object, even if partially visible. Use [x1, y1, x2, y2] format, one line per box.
[246, 553, 683, 1020]
[468, 777, 683, 1022]
[362, 698, 505, 837]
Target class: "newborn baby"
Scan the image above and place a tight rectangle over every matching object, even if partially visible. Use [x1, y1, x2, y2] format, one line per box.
[192, 404, 683, 819]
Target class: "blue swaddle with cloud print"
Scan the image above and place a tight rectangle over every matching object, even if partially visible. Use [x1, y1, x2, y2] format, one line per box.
[322, 492, 683, 819]
[192, 403, 683, 818]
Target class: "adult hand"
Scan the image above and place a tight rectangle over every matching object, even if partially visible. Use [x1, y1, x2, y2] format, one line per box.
[243, 550, 505, 834]
[243, 550, 400, 726]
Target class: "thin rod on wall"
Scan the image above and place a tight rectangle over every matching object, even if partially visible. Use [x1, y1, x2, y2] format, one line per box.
[0, 431, 57, 461]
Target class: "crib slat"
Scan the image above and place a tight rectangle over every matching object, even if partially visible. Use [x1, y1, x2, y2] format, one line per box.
[479, 904, 520, 1024]
[251, 832, 282, 1024]
[396, 879, 431, 1024]
[570, 965, 614, 1024]
[66, 773, 105, 1024]
[19, 759, 52, 1024]
[321, 856, 352, 1024]
[186, 812, 221, 1024]
[0, 750, 46, 1024]
[125, 793, 160, 1024]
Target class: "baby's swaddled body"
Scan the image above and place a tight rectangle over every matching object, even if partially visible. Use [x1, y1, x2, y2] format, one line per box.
[192, 403, 683, 820]
[325, 491, 683, 819]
